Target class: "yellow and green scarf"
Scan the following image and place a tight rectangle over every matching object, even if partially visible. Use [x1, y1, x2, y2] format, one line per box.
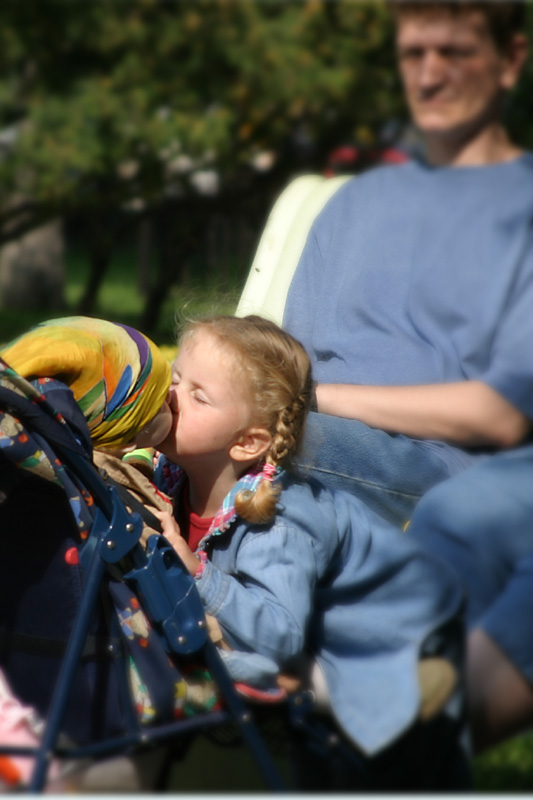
[0, 316, 171, 450]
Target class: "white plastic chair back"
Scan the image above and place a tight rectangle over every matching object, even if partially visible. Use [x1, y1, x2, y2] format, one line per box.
[236, 174, 351, 325]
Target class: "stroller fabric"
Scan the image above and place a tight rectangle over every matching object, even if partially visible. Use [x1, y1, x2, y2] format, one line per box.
[0, 359, 219, 746]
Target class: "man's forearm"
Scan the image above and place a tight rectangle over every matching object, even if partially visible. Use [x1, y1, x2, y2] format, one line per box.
[315, 380, 531, 448]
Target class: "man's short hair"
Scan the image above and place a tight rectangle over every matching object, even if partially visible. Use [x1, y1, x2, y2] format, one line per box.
[389, 1, 526, 52]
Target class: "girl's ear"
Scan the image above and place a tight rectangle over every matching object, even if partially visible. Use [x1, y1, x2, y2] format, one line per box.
[230, 427, 272, 463]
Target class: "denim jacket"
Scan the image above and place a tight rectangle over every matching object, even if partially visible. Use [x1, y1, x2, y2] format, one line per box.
[154, 459, 463, 755]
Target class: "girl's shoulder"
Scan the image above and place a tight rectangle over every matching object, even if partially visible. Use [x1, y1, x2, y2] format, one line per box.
[278, 471, 355, 522]
[269, 473, 344, 551]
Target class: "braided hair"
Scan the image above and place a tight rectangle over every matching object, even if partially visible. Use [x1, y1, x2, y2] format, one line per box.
[179, 315, 313, 524]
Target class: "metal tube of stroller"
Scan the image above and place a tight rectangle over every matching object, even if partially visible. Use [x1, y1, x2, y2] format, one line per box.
[28, 543, 108, 792]
[203, 640, 286, 792]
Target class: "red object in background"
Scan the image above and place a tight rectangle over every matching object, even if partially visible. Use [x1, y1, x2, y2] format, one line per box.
[323, 143, 408, 177]
[379, 147, 409, 165]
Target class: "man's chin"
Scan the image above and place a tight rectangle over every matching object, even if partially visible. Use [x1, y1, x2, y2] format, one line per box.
[416, 119, 463, 139]
[415, 111, 495, 146]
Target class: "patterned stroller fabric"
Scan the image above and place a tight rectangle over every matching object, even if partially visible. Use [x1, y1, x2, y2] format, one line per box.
[0, 356, 285, 792]
[0, 358, 126, 745]
[0, 360, 96, 538]
[0, 357, 220, 723]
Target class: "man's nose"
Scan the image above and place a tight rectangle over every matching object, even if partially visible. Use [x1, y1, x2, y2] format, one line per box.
[418, 50, 448, 90]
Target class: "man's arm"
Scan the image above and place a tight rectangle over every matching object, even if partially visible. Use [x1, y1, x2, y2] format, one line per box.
[316, 380, 531, 448]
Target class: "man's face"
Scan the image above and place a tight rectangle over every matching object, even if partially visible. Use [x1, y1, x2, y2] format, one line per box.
[396, 10, 520, 143]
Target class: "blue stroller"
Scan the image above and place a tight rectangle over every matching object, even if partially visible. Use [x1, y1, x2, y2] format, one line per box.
[0, 357, 287, 792]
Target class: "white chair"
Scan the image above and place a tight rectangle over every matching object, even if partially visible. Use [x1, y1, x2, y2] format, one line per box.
[235, 174, 351, 325]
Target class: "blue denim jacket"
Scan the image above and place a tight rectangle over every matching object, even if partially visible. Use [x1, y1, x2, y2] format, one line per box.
[155, 460, 463, 755]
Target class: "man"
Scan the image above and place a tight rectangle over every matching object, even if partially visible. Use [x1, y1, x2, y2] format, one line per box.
[283, 1, 532, 527]
[284, 0, 533, 755]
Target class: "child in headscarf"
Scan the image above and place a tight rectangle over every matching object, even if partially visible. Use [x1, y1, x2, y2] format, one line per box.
[0, 315, 172, 453]
[0, 315, 174, 534]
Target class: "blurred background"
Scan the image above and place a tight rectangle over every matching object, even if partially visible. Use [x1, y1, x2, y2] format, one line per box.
[1, 0, 531, 352]
[1, 2, 533, 786]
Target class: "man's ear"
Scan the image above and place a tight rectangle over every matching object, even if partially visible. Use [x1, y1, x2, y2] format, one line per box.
[230, 427, 272, 463]
[500, 34, 529, 91]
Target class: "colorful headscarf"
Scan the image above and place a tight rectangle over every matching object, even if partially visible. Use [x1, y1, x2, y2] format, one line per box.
[0, 316, 171, 450]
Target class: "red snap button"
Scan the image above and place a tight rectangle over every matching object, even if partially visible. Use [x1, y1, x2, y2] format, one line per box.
[64, 547, 80, 566]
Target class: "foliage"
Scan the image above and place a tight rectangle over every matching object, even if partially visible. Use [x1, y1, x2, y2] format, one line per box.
[1, 0, 532, 246]
[507, 2, 533, 148]
[0, 0, 532, 325]
[474, 732, 533, 791]
[0, 244, 242, 347]
[0, 0, 399, 246]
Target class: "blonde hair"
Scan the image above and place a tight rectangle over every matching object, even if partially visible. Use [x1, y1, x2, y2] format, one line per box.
[179, 315, 313, 525]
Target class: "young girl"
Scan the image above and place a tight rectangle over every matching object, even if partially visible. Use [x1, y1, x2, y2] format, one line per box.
[152, 314, 470, 791]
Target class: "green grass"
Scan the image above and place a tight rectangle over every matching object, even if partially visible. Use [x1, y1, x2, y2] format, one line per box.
[474, 732, 533, 791]
[165, 728, 533, 792]
[0, 244, 244, 349]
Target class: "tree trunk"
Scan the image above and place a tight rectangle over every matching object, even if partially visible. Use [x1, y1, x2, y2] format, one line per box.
[137, 217, 153, 296]
[77, 240, 112, 316]
[139, 210, 199, 333]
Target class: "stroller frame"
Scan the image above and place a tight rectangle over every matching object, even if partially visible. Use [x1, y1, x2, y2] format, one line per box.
[0, 377, 286, 793]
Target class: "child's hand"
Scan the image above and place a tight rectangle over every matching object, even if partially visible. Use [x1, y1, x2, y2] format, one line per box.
[152, 510, 199, 576]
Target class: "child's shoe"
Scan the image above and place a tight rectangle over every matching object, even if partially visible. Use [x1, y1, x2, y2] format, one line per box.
[418, 657, 458, 721]
[0, 669, 60, 791]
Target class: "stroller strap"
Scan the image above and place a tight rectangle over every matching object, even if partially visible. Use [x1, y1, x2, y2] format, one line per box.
[0, 385, 90, 462]
[100, 473, 163, 534]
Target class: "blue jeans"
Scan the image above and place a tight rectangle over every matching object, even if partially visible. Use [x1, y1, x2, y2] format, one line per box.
[288, 612, 471, 791]
[296, 412, 472, 527]
[407, 443, 533, 684]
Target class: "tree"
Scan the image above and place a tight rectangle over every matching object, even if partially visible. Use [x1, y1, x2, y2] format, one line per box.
[0, 1, 530, 325]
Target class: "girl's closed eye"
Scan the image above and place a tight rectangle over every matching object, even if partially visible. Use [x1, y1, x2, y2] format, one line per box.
[192, 389, 209, 405]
